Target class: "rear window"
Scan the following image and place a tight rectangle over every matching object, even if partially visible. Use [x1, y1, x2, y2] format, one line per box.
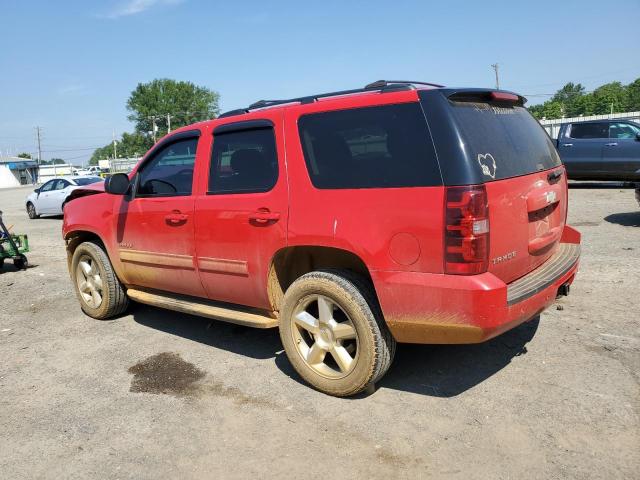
[446, 100, 561, 181]
[74, 177, 102, 186]
[298, 103, 441, 189]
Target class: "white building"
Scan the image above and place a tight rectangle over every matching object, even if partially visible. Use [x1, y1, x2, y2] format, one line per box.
[0, 156, 38, 188]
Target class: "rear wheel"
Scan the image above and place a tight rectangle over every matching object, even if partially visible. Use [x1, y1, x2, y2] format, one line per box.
[26, 202, 38, 219]
[71, 241, 128, 319]
[279, 270, 395, 397]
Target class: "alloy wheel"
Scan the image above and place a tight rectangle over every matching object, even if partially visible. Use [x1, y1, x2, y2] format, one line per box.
[75, 255, 104, 308]
[291, 294, 359, 379]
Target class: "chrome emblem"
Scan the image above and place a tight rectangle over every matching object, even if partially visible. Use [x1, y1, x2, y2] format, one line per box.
[492, 251, 517, 265]
[545, 191, 557, 204]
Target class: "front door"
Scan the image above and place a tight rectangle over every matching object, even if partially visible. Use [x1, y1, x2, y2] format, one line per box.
[194, 116, 288, 310]
[114, 131, 207, 297]
[35, 179, 57, 213]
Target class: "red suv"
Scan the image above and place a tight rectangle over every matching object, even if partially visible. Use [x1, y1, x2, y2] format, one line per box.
[63, 81, 581, 396]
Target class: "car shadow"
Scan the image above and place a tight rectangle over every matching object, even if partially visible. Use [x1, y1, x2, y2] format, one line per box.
[132, 300, 541, 398]
[568, 181, 637, 189]
[131, 303, 282, 360]
[604, 211, 640, 227]
[376, 317, 540, 397]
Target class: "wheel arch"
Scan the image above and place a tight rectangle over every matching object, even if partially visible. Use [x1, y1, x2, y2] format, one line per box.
[64, 230, 107, 271]
[267, 245, 375, 312]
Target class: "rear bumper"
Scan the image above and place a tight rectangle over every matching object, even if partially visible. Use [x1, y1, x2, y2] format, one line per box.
[373, 226, 581, 344]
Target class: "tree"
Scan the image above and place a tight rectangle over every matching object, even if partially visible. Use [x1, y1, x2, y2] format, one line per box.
[528, 77, 639, 119]
[591, 82, 627, 115]
[127, 79, 220, 136]
[627, 78, 640, 111]
[39, 158, 66, 165]
[17, 152, 31, 159]
[551, 82, 585, 117]
[89, 132, 152, 165]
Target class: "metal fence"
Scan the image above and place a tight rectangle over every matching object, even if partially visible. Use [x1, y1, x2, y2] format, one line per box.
[539, 111, 640, 139]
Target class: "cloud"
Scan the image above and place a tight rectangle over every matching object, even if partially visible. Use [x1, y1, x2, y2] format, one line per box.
[105, 0, 184, 19]
[57, 84, 88, 96]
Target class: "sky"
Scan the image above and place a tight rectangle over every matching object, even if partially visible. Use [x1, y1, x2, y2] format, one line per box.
[1, 0, 639, 165]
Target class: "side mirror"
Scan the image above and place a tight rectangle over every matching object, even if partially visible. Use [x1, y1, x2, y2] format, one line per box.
[104, 173, 131, 195]
[636, 133, 640, 141]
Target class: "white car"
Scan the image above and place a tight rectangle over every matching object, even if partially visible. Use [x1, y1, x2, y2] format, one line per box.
[25, 176, 103, 218]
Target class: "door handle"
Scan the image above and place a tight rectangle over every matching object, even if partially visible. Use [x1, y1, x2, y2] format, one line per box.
[561, 143, 573, 147]
[605, 142, 618, 147]
[165, 211, 188, 225]
[249, 209, 280, 223]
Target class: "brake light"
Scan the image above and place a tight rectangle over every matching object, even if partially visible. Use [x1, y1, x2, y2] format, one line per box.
[490, 91, 519, 103]
[444, 185, 489, 275]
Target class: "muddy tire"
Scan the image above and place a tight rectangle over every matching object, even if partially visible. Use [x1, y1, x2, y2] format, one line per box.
[26, 202, 38, 219]
[279, 269, 395, 397]
[71, 241, 128, 319]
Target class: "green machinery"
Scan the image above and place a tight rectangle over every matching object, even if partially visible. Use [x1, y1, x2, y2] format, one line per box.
[0, 210, 29, 270]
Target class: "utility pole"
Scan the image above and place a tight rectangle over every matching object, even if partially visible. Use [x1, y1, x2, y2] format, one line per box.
[35, 126, 42, 165]
[166, 113, 172, 133]
[491, 63, 500, 90]
[112, 130, 117, 159]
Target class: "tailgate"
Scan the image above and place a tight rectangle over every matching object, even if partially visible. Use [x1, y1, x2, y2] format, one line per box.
[486, 167, 567, 283]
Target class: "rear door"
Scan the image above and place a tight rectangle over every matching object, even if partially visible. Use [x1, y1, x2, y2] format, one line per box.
[602, 122, 640, 180]
[558, 122, 608, 179]
[193, 114, 288, 310]
[421, 90, 566, 283]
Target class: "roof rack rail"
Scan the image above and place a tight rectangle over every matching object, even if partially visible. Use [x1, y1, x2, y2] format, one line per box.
[217, 80, 444, 119]
[364, 80, 445, 89]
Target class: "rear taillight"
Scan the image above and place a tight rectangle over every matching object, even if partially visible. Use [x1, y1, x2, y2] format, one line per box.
[444, 185, 489, 275]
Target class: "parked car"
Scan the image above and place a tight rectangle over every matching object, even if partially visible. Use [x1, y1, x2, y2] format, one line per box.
[62, 81, 581, 396]
[556, 120, 640, 181]
[26, 176, 103, 218]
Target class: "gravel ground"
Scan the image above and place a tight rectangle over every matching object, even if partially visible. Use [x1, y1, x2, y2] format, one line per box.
[0, 184, 638, 479]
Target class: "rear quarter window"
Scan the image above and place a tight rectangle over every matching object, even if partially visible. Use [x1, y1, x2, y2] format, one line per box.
[297, 103, 442, 189]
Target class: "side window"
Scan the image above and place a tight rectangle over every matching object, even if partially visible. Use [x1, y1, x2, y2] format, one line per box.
[137, 136, 198, 197]
[209, 128, 278, 194]
[569, 123, 609, 139]
[297, 103, 441, 189]
[56, 180, 70, 190]
[609, 122, 640, 139]
[41, 180, 55, 192]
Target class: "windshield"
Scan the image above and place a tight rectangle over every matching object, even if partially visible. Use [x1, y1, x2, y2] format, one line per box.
[447, 100, 561, 181]
[74, 177, 103, 186]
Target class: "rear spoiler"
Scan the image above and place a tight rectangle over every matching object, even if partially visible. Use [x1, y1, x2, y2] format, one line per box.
[446, 89, 526, 106]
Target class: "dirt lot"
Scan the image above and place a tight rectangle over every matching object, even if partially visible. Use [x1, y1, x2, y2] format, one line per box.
[0, 184, 638, 479]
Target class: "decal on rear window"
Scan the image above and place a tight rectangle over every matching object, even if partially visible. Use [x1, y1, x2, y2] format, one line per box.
[477, 153, 497, 179]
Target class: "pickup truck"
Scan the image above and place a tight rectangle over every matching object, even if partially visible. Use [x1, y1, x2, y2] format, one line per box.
[556, 120, 640, 181]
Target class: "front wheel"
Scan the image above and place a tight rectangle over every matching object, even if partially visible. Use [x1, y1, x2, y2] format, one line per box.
[71, 241, 129, 319]
[279, 270, 395, 397]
